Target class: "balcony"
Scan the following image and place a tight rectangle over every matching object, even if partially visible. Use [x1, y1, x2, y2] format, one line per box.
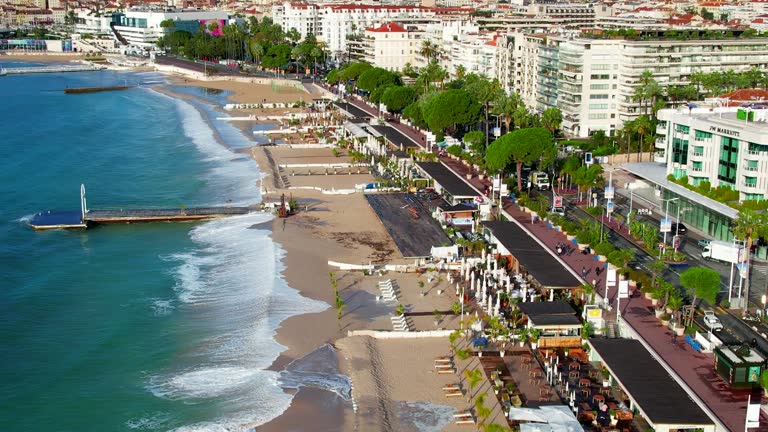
[690, 152, 705, 158]
[656, 123, 667, 134]
[690, 167, 704, 172]
[654, 151, 666, 163]
[743, 182, 759, 189]
[744, 166, 758, 172]
[655, 137, 666, 148]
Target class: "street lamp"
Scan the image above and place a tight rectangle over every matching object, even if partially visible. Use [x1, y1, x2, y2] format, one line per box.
[674, 206, 692, 254]
[659, 197, 679, 259]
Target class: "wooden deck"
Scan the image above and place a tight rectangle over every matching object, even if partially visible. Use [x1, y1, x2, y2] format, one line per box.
[29, 207, 252, 230]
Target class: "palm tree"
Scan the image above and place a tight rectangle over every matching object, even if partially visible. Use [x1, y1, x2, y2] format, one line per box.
[419, 40, 441, 64]
[464, 368, 483, 400]
[492, 91, 523, 133]
[455, 64, 466, 79]
[633, 115, 653, 162]
[733, 209, 764, 312]
[541, 107, 563, 136]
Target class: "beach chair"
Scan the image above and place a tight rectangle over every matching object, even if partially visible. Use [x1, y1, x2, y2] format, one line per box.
[456, 418, 476, 426]
[442, 384, 461, 391]
[434, 363, 454, 369]
[434, 359, 452, 365]
[445, 391, 464, 398]
[437, 368, 456, 374]
[453, 412, 473, 419]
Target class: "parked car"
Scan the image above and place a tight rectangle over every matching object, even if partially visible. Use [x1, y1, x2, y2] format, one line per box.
[697, 239, 712, 249]
[552, 207, 566, 217]
[703, 310, 724, 331]
[671, 222, 687, 235]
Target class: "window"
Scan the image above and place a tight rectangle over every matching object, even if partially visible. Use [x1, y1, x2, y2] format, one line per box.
[746, 160, 758, 171]
[590, 94, 609, 99]
[693, 146, 704, 156]
[590, 74, 610, 80]
[590, 84, 609, 90]
[692, 161, 703, 171]
[695, 130, 712, 140]
[745, 176, 758, 187]
[588, 113, 608, 119]
[718, 136, 739, 184]
[672, 137, 689, 165]
[592, 64, 611, 70]
[675, 124, 690, 133]
[589, 103, 608, 109]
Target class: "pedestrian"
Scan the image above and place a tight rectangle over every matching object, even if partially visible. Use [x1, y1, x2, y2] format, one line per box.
[671, 332, 677, 344]
[595, 266, 601, 276]
[581, 267, 588, 278]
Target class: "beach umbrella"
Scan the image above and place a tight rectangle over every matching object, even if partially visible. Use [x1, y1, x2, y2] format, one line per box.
[494, 258, 498, 273]
[565, 381, 569, 394]
[482, 248, 487, 261]
[487, 296, 493, 315]
[495, 294, 501, 310]
[471, 277, 475, 293]
[455, 282, 460, 296]
[549, 289, 554, 302]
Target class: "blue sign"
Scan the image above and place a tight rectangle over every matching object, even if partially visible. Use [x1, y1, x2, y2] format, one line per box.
[606, 201, 615, 213]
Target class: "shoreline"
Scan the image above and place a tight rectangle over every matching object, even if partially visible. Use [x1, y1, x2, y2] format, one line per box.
[164, 73, 361, 431]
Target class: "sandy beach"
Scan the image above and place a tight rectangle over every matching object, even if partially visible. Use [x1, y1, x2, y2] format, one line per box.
[0, 52, 86, 63]
[165, 75, 482, 431]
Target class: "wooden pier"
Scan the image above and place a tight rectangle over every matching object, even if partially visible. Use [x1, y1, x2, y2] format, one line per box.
[28, 185, 253, 230]
[64, 85, 134, 94]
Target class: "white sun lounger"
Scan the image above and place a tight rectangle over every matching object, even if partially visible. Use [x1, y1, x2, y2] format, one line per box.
[445, 391, 464, 397]
[436, 368, 456, 374]
[434, 363, 454, 369]
[453, 412, 473, 419]
[442, 385, 461, 391]
[434, 359, 452, 364]
[456, 419, 475, 425]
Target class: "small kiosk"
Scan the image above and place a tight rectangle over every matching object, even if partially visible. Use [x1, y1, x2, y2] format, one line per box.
[714, 344, 766, 389]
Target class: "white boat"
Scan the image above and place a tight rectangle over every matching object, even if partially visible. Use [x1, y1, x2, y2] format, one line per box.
[0, 68, 6, 76]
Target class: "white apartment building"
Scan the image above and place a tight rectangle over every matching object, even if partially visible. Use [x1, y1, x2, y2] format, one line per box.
[74, 11, 117, 35]
[350, 22, 422, 71]
[500, 32, 768, 138]
[112, 8, 228, 49]
[272, 2, 436, 59]
[442, 30, 498, 78]
[496, 32, 544, 109]
[656, 105, 768, 201]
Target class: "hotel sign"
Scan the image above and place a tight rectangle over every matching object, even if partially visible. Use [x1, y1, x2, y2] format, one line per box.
[709, 126, 740, 137]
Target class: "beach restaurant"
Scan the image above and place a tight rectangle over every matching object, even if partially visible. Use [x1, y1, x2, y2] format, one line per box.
[588, 339, 716, 432]
[416, 161, 481, 206]
[714, 344, 766, 389]
[518, 301, 583, 349]
[482, 221, 582, 295]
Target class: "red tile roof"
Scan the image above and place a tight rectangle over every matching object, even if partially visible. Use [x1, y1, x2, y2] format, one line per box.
[718, 88, 768, 105]
[367, 22, 407, 32]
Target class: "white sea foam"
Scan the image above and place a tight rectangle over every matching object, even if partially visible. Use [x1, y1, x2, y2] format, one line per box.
[125, 411, 173, 430]
[147, 95, 330, 431]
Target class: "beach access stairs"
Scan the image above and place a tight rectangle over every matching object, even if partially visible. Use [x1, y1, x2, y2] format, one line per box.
[110, 22, 129, 46]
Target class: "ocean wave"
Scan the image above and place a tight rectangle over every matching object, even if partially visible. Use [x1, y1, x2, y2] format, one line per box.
[125, 411, 173, 430]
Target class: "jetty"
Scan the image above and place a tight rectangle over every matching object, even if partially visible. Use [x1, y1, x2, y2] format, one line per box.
[29, 185, 252, 230]
[65, 85, 134, 94]
[2, 65, 106, 75]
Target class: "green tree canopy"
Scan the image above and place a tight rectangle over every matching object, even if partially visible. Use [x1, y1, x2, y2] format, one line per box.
[486, 128, 555, 190]
[421, 89, 482, 133]
[679, 267, 721, 306]
[381, 86, 417, 113]
[463, 130, 486, 154]
[339, 62, 372, 82]
[403, 102, 426, 129]
[356, 67, 401, 93]
[326, 68, 341, 84]
[541, 107, 563, 135]
[261, 43, 291, 68]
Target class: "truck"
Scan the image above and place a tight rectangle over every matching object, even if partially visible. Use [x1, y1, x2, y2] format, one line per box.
[532, 172, 550, 190]
[701, 240, 744, 264]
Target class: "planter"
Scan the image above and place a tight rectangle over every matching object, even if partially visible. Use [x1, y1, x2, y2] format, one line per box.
[466, 174, 472, 180]
[602, 380, 611, 387]
[578, 243, 590, 251]
[567, 234, 576, 241]
[644, 292, 654, 300]
[651, 298, 659, 306]
[675, 326, 685, 336]
[654, 308, 664, 318]
[661, 319, 670, 326]
[478, 174, 485, 180]
[628, 280, 637, 288]
[531, 342, 538, 350]
[500, 350, 506, 358]
[598, 255, 608, 263]
[666, 307, 673, 314]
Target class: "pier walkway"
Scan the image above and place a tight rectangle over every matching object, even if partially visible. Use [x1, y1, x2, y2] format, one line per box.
[3, 65, 106, 75]
[29, 185, 253, 230]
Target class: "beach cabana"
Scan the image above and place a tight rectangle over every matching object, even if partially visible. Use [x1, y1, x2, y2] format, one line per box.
[507, 405, 584, 432]
[435, 202, 478, 227]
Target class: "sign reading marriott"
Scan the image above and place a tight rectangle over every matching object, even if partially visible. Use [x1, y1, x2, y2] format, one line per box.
[709, 126, 740, 137]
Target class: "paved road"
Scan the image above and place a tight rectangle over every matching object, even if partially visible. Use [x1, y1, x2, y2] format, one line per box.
[551, 191, 768, 355]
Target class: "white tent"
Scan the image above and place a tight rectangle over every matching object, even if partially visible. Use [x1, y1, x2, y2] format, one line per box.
[511, 405, 584, 432]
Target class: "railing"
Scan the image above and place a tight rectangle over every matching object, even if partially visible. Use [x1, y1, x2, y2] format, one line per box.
[537, 335, 583, 349]
[743, 182, 758, 188]
[744, 166, 758, 172]
[691, 152, 704, 157]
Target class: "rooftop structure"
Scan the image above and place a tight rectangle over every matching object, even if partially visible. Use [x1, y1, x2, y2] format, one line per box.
[482, 221, 582, 290]
[589, 338, 715, 432]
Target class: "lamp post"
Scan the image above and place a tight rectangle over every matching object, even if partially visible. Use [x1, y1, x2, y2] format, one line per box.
[674, 206, 692, 254]
[659, 197, 679, 259]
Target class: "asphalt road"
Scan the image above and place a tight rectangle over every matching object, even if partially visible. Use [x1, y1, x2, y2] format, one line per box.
[536, 189, 768, 355]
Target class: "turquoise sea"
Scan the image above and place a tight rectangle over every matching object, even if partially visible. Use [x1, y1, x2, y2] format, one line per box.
[0, 64, 344, 431]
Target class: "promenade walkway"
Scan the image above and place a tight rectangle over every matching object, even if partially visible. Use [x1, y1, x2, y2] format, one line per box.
[336, 94, 766, 429]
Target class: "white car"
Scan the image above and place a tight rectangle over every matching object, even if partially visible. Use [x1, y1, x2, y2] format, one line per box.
[703, 310, 724, 331]
[552, 207, 566, 217]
